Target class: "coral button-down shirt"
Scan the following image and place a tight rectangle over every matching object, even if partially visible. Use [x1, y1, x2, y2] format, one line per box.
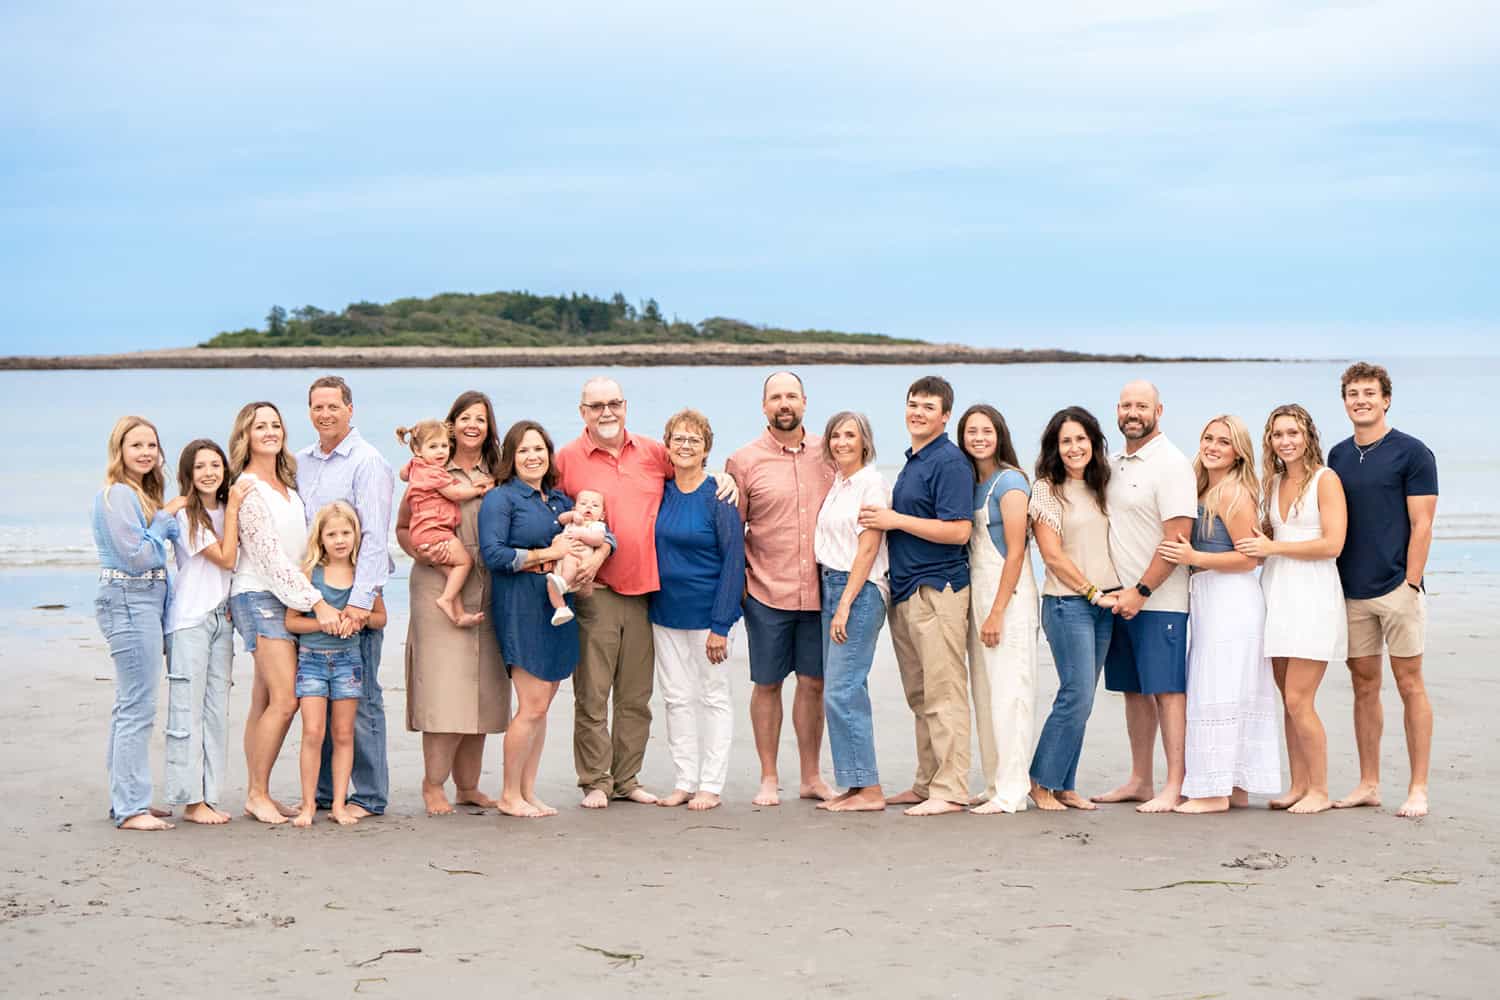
[727, 428, 835, 611]
[555, 429, 673, 596]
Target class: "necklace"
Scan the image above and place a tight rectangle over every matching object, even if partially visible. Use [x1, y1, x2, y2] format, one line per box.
[1354, 431, 1390, 463]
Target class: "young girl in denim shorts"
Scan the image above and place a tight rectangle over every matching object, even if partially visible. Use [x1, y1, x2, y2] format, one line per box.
[285, 502, 387, 827]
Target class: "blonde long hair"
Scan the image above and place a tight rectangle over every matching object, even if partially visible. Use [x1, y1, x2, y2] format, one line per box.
[104, 416, 167, 519]
[1194, 415, 1259, 533]
[302, 502, 361, 575]
[1260, 403, 1325, 530]
[228, 401, 298, 489]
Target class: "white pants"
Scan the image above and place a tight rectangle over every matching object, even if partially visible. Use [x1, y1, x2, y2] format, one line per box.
[652, 625, 734, 795]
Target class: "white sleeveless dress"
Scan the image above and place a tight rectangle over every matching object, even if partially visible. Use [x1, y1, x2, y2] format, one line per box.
[1261, 468, 1348, 661]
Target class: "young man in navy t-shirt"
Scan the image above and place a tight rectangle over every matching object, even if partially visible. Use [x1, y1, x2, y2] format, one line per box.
[1327, 362, 1438, 819]
[858, 375, 974, 816]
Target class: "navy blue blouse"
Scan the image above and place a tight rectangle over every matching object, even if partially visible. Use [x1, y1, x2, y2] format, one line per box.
[649, 477, 746, 636]
[477, 477, 579, 682]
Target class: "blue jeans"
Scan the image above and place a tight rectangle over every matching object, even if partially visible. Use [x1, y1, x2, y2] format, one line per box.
[94, 578, 168, 825]
[820, 572, 886, 788]
[316, 627, 388, 812]
[1030, 596, 1113, 792]
[165, 603, 234, 808]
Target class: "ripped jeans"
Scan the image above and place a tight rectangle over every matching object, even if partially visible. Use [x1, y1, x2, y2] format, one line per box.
[165, 602, 234, 808]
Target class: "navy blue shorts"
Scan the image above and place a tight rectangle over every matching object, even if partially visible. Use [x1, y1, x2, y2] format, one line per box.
[1104, 610, 1188, 695]
[742, 595, 824, 686]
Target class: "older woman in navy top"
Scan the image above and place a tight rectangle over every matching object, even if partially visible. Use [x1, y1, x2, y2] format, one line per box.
[650, 409, 746, 812]
[479, 420, 611, 819]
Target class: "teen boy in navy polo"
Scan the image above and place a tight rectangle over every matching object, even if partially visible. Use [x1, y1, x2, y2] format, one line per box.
[858, 376, 974, 817]
[1328, 362, 1438, 819]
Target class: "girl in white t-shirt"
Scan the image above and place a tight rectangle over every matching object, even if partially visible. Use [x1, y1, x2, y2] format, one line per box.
[165, 439, 252, 825]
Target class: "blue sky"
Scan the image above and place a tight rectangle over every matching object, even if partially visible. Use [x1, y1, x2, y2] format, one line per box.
[3, 1, 1498, 357]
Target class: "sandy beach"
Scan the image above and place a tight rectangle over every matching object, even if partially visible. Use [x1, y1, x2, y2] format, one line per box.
[3, 580, 1495, 999]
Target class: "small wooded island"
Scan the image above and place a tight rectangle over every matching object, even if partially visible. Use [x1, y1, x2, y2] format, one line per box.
[2, 289, 1261, 368]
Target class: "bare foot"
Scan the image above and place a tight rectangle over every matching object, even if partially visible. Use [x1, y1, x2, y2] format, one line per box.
[1173, 796, 1229, 814]
[244, 795, 289, 825]
[658, 789, 693, 807]
[119, 813, 173, 831]
[622, 787, 658, 805]
[1092, 780, 1153, 804]
[455, 787, 498, 809]
[687, 792, 721, 811]
[800, 778, 837, 802]
[183, 802, 229, 825]
[498, 795, 543, 818]
[885, 788, 924, 805]
[1030, 785, 1067, 812]
[581, 789, 609, 809]
[456, 611, 485, 628]
[817, 790, 855, 811]
[292, 808, 315, 828]
[148, 806, 173, 819]
[1229, 788, 1251, 808]
[275, 799, 301, 818]
[343, 803, 373, 819]
[435, 595, 465, 627]
[1269, 787, 1308, 810]
[1287, 791, 1332, 814]
[329, 806, 360, 826]
[971, 798, 1018, 815]
[753, 777, 780, 807]
[1333, 783, 1382, 809]
[1396, 787, 1429, 819]
[1136, 789, 1183, 814]
[526, 797, 558, 817]
[1056, 791, 1097, 811]
[827, 787, 886, 812]
[905, 798, 965, 817]
[423, 780, 454, 816]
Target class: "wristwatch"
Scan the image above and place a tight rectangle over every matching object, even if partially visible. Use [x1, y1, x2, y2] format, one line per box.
[1135, 582, 1153, 598]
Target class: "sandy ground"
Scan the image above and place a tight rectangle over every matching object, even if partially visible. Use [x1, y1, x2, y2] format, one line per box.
[2, 582, 1497, 999]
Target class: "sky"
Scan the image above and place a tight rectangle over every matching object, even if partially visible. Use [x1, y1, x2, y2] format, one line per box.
[3, 1, 1498, 358]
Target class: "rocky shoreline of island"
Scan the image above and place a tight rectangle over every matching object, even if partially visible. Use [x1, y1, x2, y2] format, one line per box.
[0, 342, 1270, 370]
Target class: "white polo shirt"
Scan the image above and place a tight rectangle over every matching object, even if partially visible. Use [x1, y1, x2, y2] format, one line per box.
[1106, 433, 1197, 614]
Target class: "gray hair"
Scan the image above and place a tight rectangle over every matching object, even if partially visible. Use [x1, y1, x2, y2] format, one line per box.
[821, 411, 876, 467]
[580, 376, 623, 403]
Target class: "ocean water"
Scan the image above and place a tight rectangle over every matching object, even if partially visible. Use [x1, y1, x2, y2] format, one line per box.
[3, 358, 1494, 618]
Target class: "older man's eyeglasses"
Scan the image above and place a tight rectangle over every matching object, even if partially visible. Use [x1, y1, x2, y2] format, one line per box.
[581, 399, 626, 415]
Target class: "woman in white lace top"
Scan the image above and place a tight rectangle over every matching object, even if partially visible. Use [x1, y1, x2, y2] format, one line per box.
[226, 402, 341, 825]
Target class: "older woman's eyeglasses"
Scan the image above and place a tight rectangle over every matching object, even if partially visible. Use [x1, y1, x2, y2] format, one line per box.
[668, 434, 705, 447]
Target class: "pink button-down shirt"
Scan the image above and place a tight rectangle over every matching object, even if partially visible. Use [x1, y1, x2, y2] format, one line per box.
[555, 430, 673, 596]
[726, 428, 835, 611]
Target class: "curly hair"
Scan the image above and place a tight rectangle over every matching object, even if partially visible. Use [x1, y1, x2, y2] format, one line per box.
[1259, 403, 1325, 531]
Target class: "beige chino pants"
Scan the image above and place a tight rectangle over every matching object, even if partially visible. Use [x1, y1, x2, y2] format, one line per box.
[889, 583, 972, 804]
[573, 587, 655, 797]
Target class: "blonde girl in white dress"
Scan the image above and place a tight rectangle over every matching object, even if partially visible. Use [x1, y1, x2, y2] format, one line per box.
[1158, 415, 1281, 814]
[1235, 404, 1347, 815]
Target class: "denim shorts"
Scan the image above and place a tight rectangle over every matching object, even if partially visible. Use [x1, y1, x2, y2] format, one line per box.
[1104, 610, 1188, 695]
[229, 590, 294, 652]
[742, 594, 824, 685]
[295, 646, 363, 700]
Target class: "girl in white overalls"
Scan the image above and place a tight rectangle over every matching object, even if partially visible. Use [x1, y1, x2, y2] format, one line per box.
[958, 405, 1041, 814]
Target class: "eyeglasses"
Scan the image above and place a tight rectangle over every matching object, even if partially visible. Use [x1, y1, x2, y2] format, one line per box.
[668, 434, 705, 447]
[581, 399, 626, 415]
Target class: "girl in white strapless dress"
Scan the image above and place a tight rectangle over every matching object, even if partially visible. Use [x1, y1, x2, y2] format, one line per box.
[1236, 404, 1348, 815]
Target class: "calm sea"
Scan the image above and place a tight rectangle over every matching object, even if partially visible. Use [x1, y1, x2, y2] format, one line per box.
[3, 358, 1494, 624]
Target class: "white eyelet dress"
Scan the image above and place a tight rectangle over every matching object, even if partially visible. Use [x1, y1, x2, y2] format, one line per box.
[1260, 468, 1348, 662]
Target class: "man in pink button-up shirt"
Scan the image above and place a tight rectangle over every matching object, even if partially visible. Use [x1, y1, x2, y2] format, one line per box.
[726, 372, 836, 806]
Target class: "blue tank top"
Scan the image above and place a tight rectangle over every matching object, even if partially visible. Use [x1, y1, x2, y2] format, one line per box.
[298, 564, 359, 651]
[1191, 505, 1235, 553]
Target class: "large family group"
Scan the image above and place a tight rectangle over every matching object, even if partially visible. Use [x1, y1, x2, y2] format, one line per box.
[89, 363, 1437, 831]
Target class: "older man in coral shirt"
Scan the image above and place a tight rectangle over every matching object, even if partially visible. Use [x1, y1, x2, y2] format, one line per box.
[727, 372, 836, 806]
[556, 376, 736, 809]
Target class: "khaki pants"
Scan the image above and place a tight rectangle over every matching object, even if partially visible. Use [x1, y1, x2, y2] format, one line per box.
[889, 583, 971, 804]
[573, 588, 654, 797]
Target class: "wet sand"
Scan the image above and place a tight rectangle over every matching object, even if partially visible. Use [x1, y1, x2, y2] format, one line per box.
[2, 583, 1495, 998]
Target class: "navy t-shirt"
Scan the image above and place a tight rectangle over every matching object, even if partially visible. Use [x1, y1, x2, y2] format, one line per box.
[1328, 428, 1438, 600]
[888, 434, 973, 603]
